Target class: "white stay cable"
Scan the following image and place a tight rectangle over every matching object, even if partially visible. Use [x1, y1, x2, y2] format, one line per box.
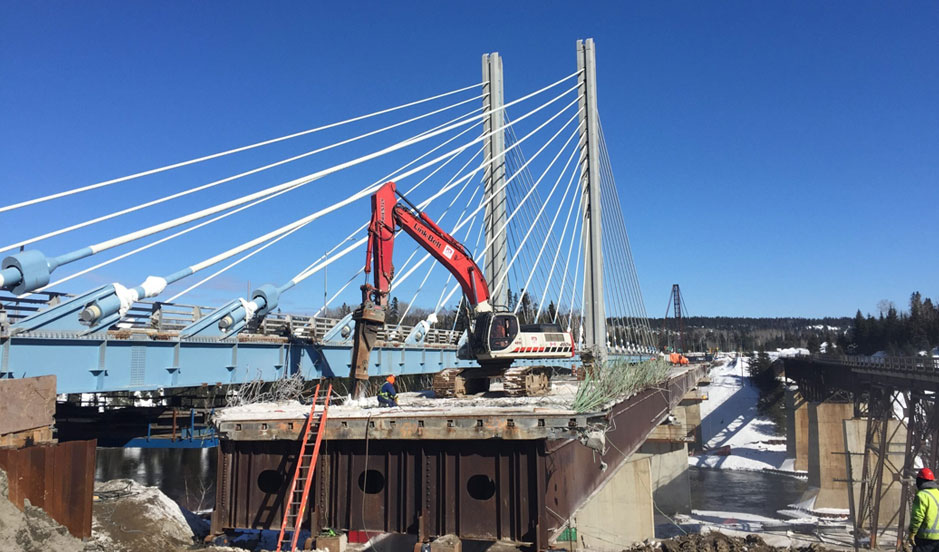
[389, 160, 484, 307]
[296, 141, 484, 293]
[512, 135, 581, 316]
[553, 175, 584, 325]
[566, 204, 585, 333]
[490, 122, 583, 299]
[504, 121, 571, 306]
[1, 95, 485, 254]
[599, 123, 652, 341]
[172, 122, 481, 306]
[0, 82, 485, 213]
[291, 117, 489, 279]
[600, 168, 639, 350]
[534, 146, 583, 322]
[506, 151, 562, 311]
[289, 93, 583, 288]
[25, 183, 302, 296]
[180, 137, 486, 290]
[65, 78, 581, 263]
[546, 143, 587, 318]
[372, 147, 485, 288]
[314, 267, 364, 318]
[29, 117, 485, 297]
[433, 182, 486, 313]
[434, 200, 487, 319]
[164, 213, 312, 303]
[451, 106, 585, 286]
[599, 123, 654, 347]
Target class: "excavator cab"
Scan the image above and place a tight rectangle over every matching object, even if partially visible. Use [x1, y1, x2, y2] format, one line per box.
[466, 311, 519, 357]
[485, 312, 519, 352]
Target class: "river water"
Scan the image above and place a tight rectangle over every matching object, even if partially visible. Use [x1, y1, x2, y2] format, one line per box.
[688, 466, 807, 518]
[96, 447, 217, 512]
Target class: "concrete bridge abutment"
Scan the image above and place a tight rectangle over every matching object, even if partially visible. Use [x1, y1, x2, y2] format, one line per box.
[570, 454, 655, 551]
[566, 394, 704, 550]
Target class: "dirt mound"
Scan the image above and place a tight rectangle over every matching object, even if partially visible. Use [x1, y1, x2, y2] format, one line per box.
[90, 478, 209, 552]
[626, 533, 834, 552]
[0, 468, 85, 552]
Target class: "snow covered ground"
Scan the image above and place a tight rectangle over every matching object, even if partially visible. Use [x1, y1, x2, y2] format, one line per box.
[689, 355, 792, 472]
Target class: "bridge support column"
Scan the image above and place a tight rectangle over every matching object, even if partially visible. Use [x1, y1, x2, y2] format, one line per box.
[481, 52, 507, 309]
[680, 391, 706, 453]
[576, 38, 607, 363]
[786, 387, 810, 471]
[570, 455, 654, 551]
[637, 441, 691, 516]
[797, 399, 854, 510]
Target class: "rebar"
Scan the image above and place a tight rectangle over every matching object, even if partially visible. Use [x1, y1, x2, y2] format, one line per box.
[572, 357, 671, 413]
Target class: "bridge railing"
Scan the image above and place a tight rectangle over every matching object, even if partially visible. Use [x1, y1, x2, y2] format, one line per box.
[808, 353, 939, 374]
[1, 294, 462, 346]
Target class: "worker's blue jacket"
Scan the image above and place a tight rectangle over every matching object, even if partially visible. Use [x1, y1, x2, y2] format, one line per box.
[378, 381, 397, 407]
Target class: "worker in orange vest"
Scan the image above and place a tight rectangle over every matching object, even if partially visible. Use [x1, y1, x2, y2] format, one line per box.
[377, 375, 398, 407]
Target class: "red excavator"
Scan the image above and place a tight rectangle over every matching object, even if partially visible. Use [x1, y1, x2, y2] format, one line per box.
[349, 181, 575, 398]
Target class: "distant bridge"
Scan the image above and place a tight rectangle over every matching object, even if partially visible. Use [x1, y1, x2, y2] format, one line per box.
[785, 354, 939, 550]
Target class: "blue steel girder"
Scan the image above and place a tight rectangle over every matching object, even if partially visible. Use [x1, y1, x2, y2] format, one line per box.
[0, 330, 490, 394]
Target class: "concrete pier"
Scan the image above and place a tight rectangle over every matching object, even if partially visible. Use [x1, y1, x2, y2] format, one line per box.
[805, 400, 854, 509]
[572, 455, 654, 551]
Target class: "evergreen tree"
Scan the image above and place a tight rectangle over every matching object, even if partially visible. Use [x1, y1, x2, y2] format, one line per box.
[387, 296, 400, 325]
[547, 301, 557, 323]
[806, 334, 821, 354]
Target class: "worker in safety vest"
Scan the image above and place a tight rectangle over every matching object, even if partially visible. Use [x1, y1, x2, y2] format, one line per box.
[377, 375, 398, 407]
[909, 468, 939, 551]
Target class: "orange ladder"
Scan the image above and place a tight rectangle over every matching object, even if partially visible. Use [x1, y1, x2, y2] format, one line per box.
[275, 382, 332, 552]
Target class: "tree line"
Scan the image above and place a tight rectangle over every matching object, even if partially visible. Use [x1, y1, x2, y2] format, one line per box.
[648, 316, 851, 353]
[849, 292, 939, 355]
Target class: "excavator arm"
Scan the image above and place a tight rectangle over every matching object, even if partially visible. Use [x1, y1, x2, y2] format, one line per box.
[350, 182, 490, 391]
[349, 181, 574, 398]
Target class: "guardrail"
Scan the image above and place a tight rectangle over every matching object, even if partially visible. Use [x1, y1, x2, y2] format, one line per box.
[0, 293, 462, 346]
[805, 353, 939, 373]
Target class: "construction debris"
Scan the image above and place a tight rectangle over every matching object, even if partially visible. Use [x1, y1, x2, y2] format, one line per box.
[623, 533, 835, 552]
[90, 479, 208, 552]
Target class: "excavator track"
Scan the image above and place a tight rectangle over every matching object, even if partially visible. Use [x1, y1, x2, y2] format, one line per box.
[431, 368, 491, 398]
[431, 368, 462, 398]
[502, 366, 553, 396]
[432, 366, 554, 398]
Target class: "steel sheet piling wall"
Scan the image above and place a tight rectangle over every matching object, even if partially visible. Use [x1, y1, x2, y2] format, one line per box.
[0, 439, 96, 539]
[211, 366, 706, 548]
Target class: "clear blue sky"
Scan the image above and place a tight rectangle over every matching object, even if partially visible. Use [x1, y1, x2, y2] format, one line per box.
[1, 2, 937, 318]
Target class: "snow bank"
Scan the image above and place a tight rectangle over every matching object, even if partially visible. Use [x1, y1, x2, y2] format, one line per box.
[690, 357, 790, 472]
